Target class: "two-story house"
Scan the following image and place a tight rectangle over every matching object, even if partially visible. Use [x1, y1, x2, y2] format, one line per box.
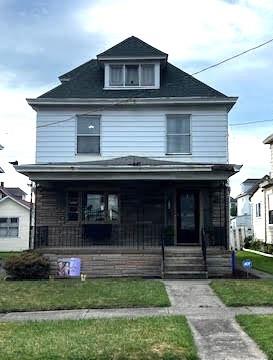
[17, 36, 240, 278]
[251, 134, 273, 244]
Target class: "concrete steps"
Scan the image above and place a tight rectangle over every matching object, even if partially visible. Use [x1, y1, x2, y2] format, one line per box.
[163, 247, 208, 279]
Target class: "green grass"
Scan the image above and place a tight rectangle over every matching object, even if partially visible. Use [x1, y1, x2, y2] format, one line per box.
[237, 315, 273, 360]
[0, 278, 170, 312]
[0, 252, 20, 261]
[237, 250, 273, 275]
[211, 279, 273, 306]
[0, 316, 198, 360]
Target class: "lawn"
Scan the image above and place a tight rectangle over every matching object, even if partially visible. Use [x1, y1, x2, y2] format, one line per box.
[237, 315, 273, 360]
[0, 316, 198, 360]
[0, 278, 170, 312]
[211, 279, 273, 306]
[0, 252, 20, 261]
[236, 250, 273, 275]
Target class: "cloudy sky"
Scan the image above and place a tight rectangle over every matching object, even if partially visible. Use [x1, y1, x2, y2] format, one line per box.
[0, 0, 272, 196]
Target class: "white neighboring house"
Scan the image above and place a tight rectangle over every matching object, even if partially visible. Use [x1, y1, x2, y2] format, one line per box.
[230, 178, 264, 249]
[251, 134, 273, 244]
[0, 186, 30, 251]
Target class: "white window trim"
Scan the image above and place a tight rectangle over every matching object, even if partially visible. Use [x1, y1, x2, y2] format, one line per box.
[165, 114, 192, 155]
[76, 115, 101, 155]
[0, 217, 19, 238]
[104, 63, 160, 89]
[255, 203, 262, 218]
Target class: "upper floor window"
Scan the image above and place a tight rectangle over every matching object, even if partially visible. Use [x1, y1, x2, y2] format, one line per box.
[107, 63, 157, 88]
[166, 115, 191, 154]
[77, 115, 100, 154]
[255, 203, 261, 217]
[0, 217, 19, 237]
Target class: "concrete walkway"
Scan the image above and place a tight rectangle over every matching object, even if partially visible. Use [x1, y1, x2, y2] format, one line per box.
[0, 280, 272, 359]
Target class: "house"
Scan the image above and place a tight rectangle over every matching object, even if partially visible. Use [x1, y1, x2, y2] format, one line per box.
[230, 178, 267, 249]
[251, 134, 273, 244]
[0, 184, 30, 251]
[16, 36, 241, 278]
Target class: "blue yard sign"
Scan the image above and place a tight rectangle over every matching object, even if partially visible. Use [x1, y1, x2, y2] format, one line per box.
[242, 259, 253, 269]
[242, 259, 253, 278]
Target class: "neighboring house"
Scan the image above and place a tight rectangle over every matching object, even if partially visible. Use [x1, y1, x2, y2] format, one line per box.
[16, 36, 240, 278]
[230, 178, 267, 249]
[0, 185, 30, 251]
[251, 134, 273, 244]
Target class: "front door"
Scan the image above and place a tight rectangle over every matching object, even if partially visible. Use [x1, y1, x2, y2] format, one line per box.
[177, 191, 199, 244]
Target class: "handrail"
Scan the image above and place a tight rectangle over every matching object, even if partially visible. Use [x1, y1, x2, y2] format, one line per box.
[201, 228, 208, 271]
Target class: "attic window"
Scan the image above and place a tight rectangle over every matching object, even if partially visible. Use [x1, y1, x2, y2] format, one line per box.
[107, 64, 157, 88]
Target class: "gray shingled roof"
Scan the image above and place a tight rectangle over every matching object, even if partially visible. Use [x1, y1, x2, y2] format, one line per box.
[97, 36, 168, 58]
[40, 60, 227, 99]
[33, 155, 236, 171]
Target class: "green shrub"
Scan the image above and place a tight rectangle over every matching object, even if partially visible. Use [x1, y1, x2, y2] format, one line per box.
[4, 251, 50, 279]
[244, 236, 253, 249]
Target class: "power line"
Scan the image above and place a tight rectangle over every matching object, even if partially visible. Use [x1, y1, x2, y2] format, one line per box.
[230, 119, 273, 126]
[191, 37, 273, 76]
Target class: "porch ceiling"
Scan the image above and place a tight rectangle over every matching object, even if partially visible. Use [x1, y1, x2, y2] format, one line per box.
[15, 156, 241, 181]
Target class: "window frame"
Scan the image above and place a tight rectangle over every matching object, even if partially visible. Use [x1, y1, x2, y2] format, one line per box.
[105, 63, 159, 89]
[0, 217, 19, 238]
[165, 114, 192, 155]
[82, 192, 120, 224]
[255, 203, 261, 218]
[76, 115, 101, 155]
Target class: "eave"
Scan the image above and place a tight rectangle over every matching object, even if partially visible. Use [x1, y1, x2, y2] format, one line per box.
[15, 163, 241, 182]
[26, 96, 238, 111]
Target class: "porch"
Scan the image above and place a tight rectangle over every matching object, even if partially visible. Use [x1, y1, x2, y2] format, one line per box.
[17, 156, 239, 278]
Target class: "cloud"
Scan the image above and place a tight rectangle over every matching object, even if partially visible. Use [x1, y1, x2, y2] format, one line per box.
[1, 0, 273, 196]
[80, 0, 273, 67]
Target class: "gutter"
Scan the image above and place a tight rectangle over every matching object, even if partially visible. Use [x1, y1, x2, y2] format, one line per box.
[26, 96, 238, 108]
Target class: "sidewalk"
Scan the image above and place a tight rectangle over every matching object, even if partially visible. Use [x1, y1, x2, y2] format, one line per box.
[0, 280, 272, 359]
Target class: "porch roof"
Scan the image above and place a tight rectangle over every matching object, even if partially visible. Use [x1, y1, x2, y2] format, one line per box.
[15, 155, 241, 181]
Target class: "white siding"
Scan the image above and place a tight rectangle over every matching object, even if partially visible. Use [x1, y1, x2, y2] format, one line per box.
[36, 106, 228, 164]
[0, 199, 29, 251]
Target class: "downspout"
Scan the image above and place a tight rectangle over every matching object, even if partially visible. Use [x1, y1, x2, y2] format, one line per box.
[264, 189, 267, 244]
[28, 182, 33, 249]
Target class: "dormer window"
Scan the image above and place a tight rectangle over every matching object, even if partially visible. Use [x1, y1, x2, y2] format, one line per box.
[105, 63, 159, 89]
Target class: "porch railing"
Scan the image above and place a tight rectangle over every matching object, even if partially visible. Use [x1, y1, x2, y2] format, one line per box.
[35, 223, 173, 249]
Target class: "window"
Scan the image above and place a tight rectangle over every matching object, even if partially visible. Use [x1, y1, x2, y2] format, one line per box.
[109, 65, 123, 86]
[67, 192, 79, 221]
[269, 210, 273, 224]
[268, 194, 273, 224]
[166, 114, 191, 154]
[255, 203, 261, 217]
[0, 217, 19, 237]
[77, 115, 100, 154]
[108, 64, 155, 87]
[83, 193, 119, 223]
[125, 65, 139, 86]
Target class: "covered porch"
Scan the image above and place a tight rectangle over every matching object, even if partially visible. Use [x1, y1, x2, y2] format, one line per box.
[17, 156, 240, 278]
[34, 179, 229, 251]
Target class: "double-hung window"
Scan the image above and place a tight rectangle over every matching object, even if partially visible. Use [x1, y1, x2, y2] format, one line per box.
[0, 217, 19, 237]
[166, 114, 191, 154]
[77, 115, 100, 154]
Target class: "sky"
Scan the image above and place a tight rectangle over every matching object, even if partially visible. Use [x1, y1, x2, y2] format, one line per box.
[0, 0, 272, 196]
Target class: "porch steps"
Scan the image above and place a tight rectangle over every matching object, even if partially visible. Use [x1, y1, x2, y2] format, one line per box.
[163, 247, 208, 279]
